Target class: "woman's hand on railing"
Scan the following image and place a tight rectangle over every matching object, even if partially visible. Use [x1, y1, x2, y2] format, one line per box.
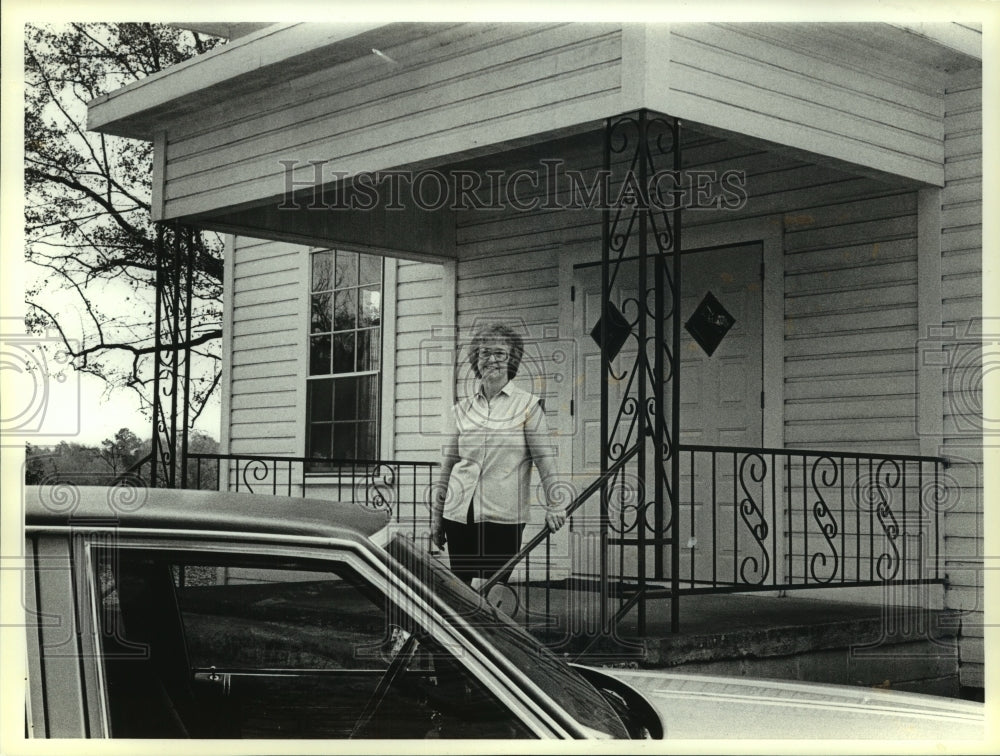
[430, 514, 447, 550]
[545, 509, 566, 532]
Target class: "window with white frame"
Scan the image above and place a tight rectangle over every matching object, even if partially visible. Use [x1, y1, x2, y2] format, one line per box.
[307, 249, 383, 461]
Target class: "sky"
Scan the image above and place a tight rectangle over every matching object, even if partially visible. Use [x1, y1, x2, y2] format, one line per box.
[6, 18, 222, 448]
[12, 249, 223, 447]
[2, 332, 221, 447]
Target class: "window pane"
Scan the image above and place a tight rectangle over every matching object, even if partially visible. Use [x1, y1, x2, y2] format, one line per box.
[333, 376, 358, 421]
[358, 255, 382, 286]
[308, 381, 333, 421]
[308, 422, 332, 459]
[358, 375, 379, 421]
[332, 332, 355, 374]
[309, 335, 331, 375]
[311, 292, 332, 333]
[331, 422, 355, 459]
[357, 328, 381, 372]
[357, 421, 377, 459]
[335, 251, 358, 288]
[358, 285, 381, 327]
[333, 289, 357, 331]
[311, 250, 334, 292]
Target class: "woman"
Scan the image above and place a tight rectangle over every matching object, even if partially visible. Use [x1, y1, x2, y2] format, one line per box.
[431, 323, 566, 587]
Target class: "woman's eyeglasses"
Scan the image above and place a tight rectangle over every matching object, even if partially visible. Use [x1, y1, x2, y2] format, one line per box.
[479, 349, 509, 362]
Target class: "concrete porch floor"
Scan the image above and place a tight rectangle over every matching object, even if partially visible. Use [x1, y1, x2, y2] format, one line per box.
[500, 586, 963, 699]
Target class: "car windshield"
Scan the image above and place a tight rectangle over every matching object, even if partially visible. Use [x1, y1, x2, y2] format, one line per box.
[386, 534, 630, 739]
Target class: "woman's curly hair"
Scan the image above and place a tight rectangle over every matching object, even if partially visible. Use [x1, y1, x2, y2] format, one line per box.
[467, 323, 524, 380]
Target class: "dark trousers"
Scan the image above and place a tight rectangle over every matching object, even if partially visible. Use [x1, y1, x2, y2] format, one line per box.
[443, 502, 526, 586]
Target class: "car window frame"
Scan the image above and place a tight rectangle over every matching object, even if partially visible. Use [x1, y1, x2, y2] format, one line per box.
[384, 532, 633, 739]
[64, 528, 565, 740]
[24, 530, 113, 738]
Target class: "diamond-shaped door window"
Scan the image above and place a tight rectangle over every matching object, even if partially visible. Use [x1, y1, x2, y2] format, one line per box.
[684, 291, 735, 357]
[589, 302, 632, 361]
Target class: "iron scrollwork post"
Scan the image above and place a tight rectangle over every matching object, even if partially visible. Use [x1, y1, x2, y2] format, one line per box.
[149, 222, 195, 489]
[600, 111, 681, 635]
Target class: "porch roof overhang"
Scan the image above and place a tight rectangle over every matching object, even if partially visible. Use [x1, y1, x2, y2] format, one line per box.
[87, 23, 434, 139]
[87, 22, 981, 259]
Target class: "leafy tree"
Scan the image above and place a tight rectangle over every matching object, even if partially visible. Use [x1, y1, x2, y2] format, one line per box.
[186, 430, 221, 490]
[98, 427, 143, 474]
[24, 23, 225, 428]
[26, 439, 113, 485]
[25, 443, 55, 485]
[25, 428, 221, 487]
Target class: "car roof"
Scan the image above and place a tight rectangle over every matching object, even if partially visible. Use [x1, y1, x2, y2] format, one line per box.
[23, 485, 391, 540]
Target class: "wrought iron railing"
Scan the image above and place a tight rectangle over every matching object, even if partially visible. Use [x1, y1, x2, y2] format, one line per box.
[673, 445, 946, 593]
[130, 452, 438, 545]
[479, 444, 947, 645]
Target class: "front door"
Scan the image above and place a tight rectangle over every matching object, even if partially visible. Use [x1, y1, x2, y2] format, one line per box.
[572, 242, 764, 581]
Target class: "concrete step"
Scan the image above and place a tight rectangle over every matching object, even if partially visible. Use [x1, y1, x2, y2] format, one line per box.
[502, 585, 962, 698]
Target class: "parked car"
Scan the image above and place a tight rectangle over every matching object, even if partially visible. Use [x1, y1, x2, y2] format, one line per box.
[23, 485, 983, 741]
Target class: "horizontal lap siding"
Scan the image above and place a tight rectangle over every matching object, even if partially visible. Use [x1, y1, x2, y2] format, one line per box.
[783, 192, 919, 453]
[684, 138, 928, 591]
[941, 68, 982, 691]
[453, 131, 924, 433]
[395, 260, 447, 460]
[454, 138, 599, 417]
[163, 24, 623, 219]
[228, 238, 303, 455]
[668, 24, 944, 185]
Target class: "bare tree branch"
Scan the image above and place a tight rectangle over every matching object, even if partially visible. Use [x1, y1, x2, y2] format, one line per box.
[25, 22, 226, 444]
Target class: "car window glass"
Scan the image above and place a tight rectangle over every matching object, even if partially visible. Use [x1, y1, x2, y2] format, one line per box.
[172, 563, 388, 670]
[94, 546, 533, 739]
[387, 534, 631, 739]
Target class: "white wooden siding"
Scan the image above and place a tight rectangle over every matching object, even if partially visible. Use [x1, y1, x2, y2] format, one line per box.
[449, 129, 945, 598]
[161, 24, 624, 220]
[783, 193, 920, 452]
[228, 237, 302, 455]
[659, 24, 945, 186]
[227, 236, 445, 465]
[393, 260, 448, 460]
[940, 67, 982, 691]
[451, 132, 928, 458]
[89, 22, 969, 236]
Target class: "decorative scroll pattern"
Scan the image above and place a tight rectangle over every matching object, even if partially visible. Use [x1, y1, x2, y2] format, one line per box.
[601, 111, 682, 562]
[240, 459, 270, 494]
[606, 470, 643, 536]
[738, 454, 770, 584]
[594, 110, 684, 636]
[183, 454, 436, 541]
[360, 463, 397, 513]
[874, 459, 902, 581]
[809, 456, 840, 583]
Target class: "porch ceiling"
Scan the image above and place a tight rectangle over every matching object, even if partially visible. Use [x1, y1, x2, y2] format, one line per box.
[173, 118, 610, 262]
[179, 117, 924, 261]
